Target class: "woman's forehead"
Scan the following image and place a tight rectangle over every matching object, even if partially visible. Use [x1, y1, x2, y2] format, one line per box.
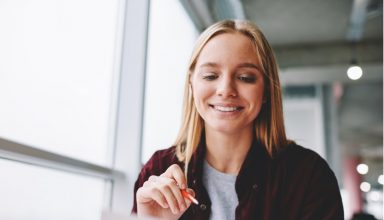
[196, 32, 261, 67]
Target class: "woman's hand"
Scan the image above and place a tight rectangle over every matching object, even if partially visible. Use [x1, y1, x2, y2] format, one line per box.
[136, 164, 195, 220]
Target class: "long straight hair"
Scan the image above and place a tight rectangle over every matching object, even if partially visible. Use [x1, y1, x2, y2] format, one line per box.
[174, 20, 292, 176]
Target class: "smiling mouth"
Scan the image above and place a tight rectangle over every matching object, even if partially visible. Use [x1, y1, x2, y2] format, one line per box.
[209, 105, 244, 112]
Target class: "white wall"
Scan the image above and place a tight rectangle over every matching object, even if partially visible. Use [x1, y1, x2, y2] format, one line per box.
[283, 97, 326, 158]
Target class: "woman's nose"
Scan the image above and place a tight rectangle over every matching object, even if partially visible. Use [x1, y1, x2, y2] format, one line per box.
[216, 76, 237, 98]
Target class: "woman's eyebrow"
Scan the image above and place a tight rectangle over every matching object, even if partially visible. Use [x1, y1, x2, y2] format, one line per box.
[198, 62, 261, 71]
[237, 63, 261, 71]
[199, 62, 219, 68]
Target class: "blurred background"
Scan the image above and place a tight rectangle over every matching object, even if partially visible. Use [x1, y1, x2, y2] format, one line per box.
[0, 0, 382, 219]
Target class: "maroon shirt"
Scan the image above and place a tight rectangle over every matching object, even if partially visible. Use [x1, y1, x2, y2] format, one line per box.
[132, 139, 344, 219]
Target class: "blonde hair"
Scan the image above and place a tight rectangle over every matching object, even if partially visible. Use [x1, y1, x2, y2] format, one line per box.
[174, 20, 292, 175]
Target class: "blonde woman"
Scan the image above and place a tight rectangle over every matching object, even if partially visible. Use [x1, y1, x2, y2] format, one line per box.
[132, 20, 344, 220]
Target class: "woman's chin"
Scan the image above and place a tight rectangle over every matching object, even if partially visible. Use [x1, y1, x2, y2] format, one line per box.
[206, 124, 241, 135]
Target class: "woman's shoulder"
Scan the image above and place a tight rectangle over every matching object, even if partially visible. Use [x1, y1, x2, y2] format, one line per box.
[275, 143, 334, 176]
[273, 144, 343, 218]
[277, 142, 326, 163]
[140, 146, 181, 176]
[149, 145, 178, 161]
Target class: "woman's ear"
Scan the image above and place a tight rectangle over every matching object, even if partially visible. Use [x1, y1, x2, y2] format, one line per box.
[188, 73, 192, 84]
[189, 84, 193, 95]
[188, 73, 193, 93]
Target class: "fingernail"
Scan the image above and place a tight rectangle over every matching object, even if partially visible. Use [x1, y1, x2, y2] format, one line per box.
[181, 183, 186, 189]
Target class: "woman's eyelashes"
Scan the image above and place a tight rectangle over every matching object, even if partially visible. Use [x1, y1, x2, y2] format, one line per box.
[237, 74, 256, 83]
[202, 73, 218, 81]
[200, 72, 256, 83]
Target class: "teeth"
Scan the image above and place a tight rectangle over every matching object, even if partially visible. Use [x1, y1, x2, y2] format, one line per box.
[214, 105, 239, 112]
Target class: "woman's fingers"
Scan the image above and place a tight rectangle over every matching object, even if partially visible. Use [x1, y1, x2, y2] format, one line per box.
[148, 187, 169, 208]
[185, 188, 195, 197]
[137, 180, 168, 208]
[136, 184, 168, 208]
[161, 164, 187, 189]
[139, 168, 188, 214]
[160, 164, 188, 211]
[159, 177, 187, 212]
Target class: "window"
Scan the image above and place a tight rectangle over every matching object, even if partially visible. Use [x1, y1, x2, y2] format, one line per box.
[0, 0, 134, 219]
[0, 0, 120, 166]
[142, 0, 198, 163]
[0, 159, 105, 220]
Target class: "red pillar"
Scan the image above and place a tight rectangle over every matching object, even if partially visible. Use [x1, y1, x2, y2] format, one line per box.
[343, 156, 363, 218]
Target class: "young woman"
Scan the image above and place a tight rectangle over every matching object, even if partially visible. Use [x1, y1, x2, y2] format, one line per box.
[132, 20, 344, 220]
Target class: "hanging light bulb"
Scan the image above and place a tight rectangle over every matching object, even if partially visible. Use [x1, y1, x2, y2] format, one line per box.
[347, 43, 363, 80]
[347, 59, 363, 80]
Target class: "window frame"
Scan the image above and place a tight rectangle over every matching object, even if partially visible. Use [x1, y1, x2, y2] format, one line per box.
[0, 0, 150, 216]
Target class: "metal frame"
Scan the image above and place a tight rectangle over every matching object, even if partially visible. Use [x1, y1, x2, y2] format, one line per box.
[108, 0, 150, 214]
[0, 137, 124, 180]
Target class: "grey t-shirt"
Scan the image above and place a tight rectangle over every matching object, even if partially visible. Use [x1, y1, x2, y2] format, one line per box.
[202, 160, 239, 220]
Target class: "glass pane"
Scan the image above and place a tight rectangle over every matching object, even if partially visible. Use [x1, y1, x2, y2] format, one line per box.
[142, 0, 198, 163]
[0, 0, 120, 165]
[0, 159, 105, 220]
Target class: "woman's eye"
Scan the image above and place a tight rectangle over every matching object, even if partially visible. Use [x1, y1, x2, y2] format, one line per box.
[202, 74, 218, 81]
[238, 75, 256, 83]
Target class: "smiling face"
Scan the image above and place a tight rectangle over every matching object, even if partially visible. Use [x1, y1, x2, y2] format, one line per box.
[190, 32, 265, 135]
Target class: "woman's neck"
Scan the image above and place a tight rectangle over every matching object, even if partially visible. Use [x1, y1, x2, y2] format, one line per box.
[204, 128, 253, 175]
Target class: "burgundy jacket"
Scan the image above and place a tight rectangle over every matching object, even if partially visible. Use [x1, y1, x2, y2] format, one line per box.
[132, 139, 344, 220]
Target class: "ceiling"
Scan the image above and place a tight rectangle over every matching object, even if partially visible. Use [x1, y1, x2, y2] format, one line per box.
[180, 0, 383, 185]
[243, 0, 381, 45]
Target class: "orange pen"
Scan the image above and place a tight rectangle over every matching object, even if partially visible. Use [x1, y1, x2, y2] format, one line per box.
[181, 189, 199, 205]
